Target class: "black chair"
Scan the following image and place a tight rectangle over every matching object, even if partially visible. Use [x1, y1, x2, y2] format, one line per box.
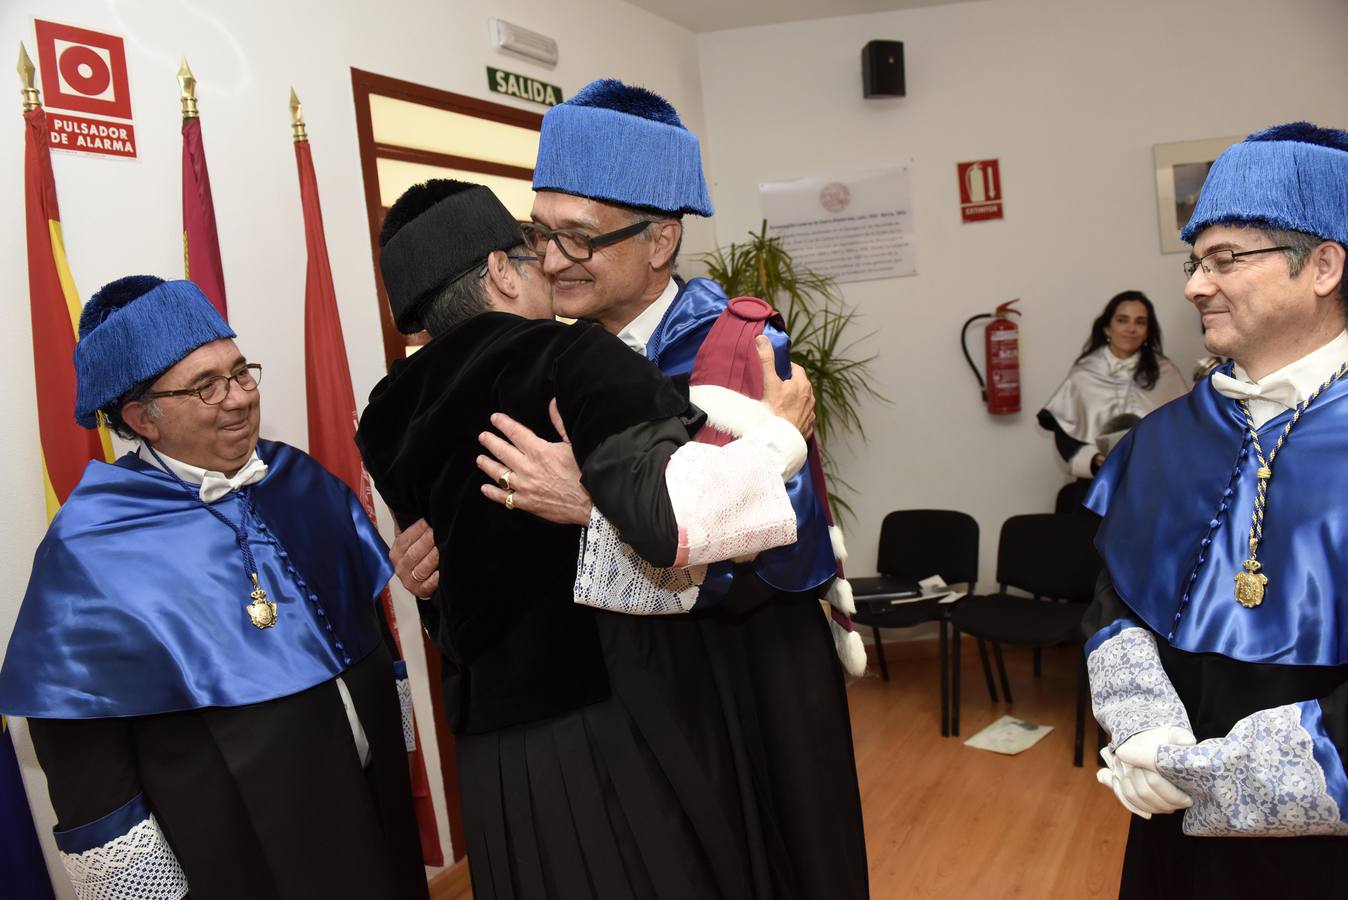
[1055, 479, 1093, 515]
[849, 510, 978, 737]
[948, 513, 1100, 765]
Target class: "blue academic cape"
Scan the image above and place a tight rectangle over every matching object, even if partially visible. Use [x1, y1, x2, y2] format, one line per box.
[1087, 366, 1348, 666]
[0, 440, 392, 719]
[647, 277, 837, 602]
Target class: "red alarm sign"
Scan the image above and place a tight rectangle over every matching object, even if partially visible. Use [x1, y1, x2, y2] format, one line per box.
[957, 159, 1003, 223]
[34, 19, 138, 158]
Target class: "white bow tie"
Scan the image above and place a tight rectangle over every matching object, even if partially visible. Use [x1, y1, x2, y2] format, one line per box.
[199, 456, 269, 503]
[1209, 371, 1300, 411]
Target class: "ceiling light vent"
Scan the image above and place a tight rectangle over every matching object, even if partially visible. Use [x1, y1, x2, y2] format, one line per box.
[490, 18, 559, 68]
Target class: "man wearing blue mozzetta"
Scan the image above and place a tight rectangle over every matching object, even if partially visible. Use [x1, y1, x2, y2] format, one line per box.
[1082, 123, 1348, 898]
[0, 276, 426, 900]
[394, 79, 869, 898]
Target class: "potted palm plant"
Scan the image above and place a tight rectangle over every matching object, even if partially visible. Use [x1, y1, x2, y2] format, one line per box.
[699, 221, 884, 519]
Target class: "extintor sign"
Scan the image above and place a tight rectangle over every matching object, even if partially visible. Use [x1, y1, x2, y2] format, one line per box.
[34, 19, 138, 158]
[957, 159, 1002, 223]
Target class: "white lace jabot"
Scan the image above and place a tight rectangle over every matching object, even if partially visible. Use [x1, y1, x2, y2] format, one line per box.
[137, 444, 268, 503]
[1210, 331, 1348, 428]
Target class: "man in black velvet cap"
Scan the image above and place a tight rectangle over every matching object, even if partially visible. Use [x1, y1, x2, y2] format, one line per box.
[358, 178, 818, 898]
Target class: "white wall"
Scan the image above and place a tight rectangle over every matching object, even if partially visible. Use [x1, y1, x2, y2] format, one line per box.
[0, 1, 706, 892]
[698, 0, 1348, 595]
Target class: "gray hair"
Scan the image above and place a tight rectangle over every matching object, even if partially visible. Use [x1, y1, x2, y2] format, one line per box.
[422, 244, 533, 338]
[618, 205, 683, 274]
[1264, 227, 1346, 312]
[103, 378, 163, 441]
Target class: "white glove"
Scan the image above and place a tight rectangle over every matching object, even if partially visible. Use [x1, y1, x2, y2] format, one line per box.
[1102, 726, 1196, 817]
[1096, 747, 1153, 818]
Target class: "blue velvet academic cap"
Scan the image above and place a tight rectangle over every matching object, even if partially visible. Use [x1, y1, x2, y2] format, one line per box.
[1182, 122, 1348, 246]
[74, 276, 235, 427]
[532, 79, 714, 217]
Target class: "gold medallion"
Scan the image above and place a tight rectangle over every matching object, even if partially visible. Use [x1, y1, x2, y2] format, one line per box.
[246, 574, 277, 629]
[1234, 561, 1268, 608]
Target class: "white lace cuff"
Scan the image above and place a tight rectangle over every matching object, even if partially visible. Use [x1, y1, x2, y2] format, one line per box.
[55, 794, 189, 900]
[394, 660, 416, 752]
[575, 508, 705, 615]
[1158, 702, 1348, 837]
[665, 439, 797, 567]
[1086, 625, 1191, 749]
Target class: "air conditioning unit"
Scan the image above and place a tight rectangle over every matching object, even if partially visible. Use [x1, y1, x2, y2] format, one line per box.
[490, 18, 559, 68]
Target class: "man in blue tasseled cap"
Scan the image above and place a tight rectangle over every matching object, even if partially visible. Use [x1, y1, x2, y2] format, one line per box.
[0, 276, 427, 899]
[1083, 122, 1348, 897]
[392, 80, 869, 898]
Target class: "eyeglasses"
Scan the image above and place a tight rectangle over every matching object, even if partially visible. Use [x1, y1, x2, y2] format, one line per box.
[140, 364, 262, 406]
[520, 220, 654, 263]
[1184, 246, 1291, 279]
[476, 254, 539, 278]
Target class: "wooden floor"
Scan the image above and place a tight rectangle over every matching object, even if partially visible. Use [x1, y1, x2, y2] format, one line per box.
[433, 637, 1129, 899]
[853, 638, 1128, 899]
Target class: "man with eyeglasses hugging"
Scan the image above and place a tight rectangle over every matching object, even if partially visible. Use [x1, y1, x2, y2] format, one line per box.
[390, 79, 868, 899]
[0, 276, 428, 900]
[1082, 123, 1348, 898]
[361, 178, 831, 898]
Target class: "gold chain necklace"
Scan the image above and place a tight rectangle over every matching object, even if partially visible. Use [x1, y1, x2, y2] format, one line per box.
[1234, 360, 1348, 607]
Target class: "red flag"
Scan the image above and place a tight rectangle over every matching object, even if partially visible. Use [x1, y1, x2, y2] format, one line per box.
[182, 115, 228, 319]
[294, 124, 444, 866]
[24, 103, 114, 521]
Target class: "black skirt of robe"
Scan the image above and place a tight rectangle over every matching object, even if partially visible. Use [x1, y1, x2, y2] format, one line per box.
[31, 643, 428, 900]
[1117, 640, 1348, 898]
[457, 586, 867, 900]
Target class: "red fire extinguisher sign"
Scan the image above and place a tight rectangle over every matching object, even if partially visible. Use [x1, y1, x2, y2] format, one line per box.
[957, 159, 1004, 223]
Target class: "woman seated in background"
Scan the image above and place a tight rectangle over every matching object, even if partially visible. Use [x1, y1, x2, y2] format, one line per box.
[1038, 290, 1188, 496]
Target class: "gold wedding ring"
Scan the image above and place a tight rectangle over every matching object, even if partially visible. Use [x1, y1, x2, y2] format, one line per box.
[499, 469, 513, 491]
[505, 490, 515, 511]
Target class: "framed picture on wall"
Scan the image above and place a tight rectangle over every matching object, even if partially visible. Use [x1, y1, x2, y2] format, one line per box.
[1153, 135, 1241, 254]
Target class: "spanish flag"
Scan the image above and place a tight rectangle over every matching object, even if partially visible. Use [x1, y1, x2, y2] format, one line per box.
[292, 91, 444, 865]
[24, 101, 114, 522]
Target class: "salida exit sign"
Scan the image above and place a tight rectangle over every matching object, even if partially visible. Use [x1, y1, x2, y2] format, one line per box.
[486, 67, 562, 107]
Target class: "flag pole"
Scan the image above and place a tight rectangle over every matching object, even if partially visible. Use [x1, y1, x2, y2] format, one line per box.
[290, 87, 444, 864]
[179, 56, 228, 318]
[289, 86, 307, 142]
[8, 52, 83, 898]
[177, 56, 197, 119]
[18, 42, 40, 111]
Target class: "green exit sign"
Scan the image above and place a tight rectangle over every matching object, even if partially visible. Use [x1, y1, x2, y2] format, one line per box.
[486, 67, 563, 107]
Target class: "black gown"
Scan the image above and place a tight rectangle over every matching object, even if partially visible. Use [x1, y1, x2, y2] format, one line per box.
[358, 311, 864, 899]
[28, 641, 428, 900]
[1087, 574, 1348, 898]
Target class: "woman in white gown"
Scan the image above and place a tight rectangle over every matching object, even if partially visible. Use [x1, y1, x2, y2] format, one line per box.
[1039, 290, 1188, 496]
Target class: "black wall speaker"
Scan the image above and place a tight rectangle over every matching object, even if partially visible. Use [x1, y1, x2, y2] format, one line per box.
[862, 40, 905, 98]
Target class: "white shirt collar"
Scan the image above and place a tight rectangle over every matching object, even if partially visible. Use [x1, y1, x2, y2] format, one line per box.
[1102, 347, 1140, 376]
[616, 278, 679, 357]
[1210, 330, 1348, 428]
[138, 443, 268, 502]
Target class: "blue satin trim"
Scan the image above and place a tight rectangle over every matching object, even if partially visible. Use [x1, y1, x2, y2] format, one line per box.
[1086, 368, 1348, 665]
[54, 792, 149, 852]
[1299, 700, 1348, 822]
[0, 441, 393, 719]
[1084, 616, 1144, 657]
[649, 279, 837, 597]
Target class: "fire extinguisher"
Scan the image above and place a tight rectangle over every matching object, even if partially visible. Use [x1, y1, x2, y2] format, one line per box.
[960, 299, 1022, 414]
